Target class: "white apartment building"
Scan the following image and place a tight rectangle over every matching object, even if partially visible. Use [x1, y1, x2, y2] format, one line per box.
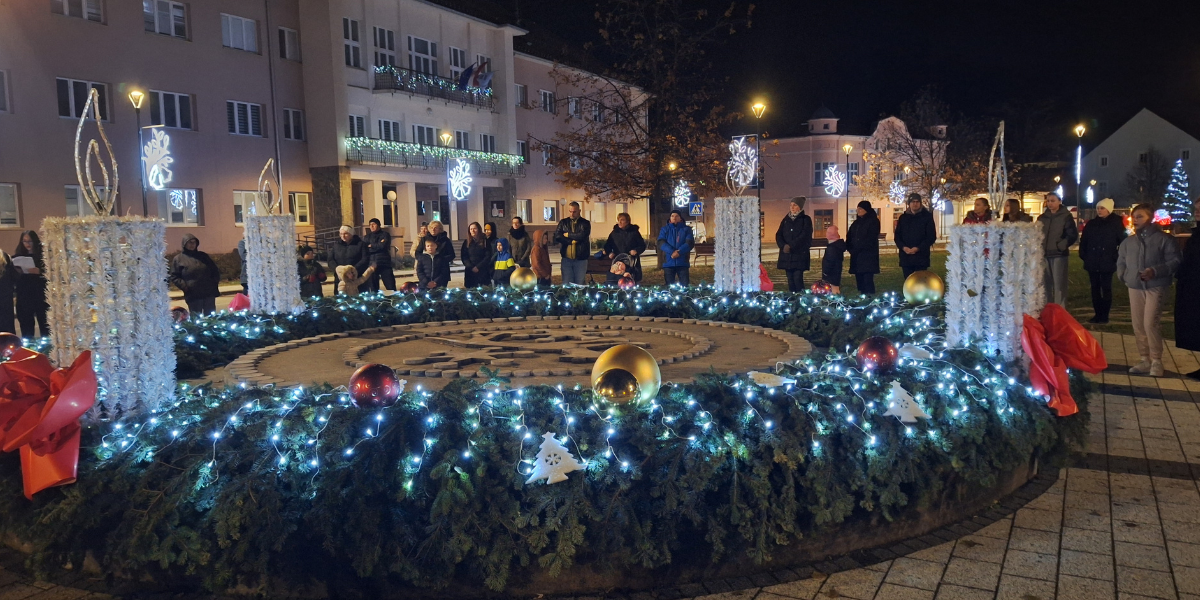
[1082, 108, 1199, 206]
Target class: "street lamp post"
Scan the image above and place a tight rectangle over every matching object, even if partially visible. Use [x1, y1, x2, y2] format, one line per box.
[128, 90, 147, 216]
[1074, 124, 1086, 208]
[751, 102, 766, 203]
[842, 143, 853, 224]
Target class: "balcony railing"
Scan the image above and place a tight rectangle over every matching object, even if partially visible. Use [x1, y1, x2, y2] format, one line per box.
[373, 66, 496, 111]
[346, 137, 526, 178]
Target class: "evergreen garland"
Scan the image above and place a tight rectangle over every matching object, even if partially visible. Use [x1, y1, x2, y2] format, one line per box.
[0, 287, 1091, 596]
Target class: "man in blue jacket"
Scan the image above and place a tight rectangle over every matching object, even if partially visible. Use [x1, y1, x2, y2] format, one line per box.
[658, 209, 695, 286]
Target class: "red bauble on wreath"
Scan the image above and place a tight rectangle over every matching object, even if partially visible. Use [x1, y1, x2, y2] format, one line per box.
[810, 280, 833, 295]
[171, 306, 190, 323]
[0, 332, 22, 360]
[348, 363, 404, 408]
[618, 275, 636, 290]
[400, 281, 420, 294]
[855, 336, 898, 374]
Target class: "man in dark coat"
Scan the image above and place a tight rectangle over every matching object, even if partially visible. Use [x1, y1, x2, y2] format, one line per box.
[328, 226, 370, 293]
[847, 200, 881, 294]
[1077, 199, 1126, 323]
[556, 202, 592, 284]
[603, 212, 647, 282]
[364, 218, 396, 292]
[1175, 202, 1200, 379]
[170, 233, 221, 315]
[894, 193, 937, 279]
[775, 197, 813, 291]
[1038, 192, 1078, 306]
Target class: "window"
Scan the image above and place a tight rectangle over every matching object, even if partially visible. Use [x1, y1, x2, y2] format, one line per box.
[822, 123, 830, 130]
[449, 47, 467, 81]
[159, 188, 200, 225]
[64, 185, 107, 217]
[1139, 152, 1148, 164]
[542, 200, 558, 223]
[378, 119, 401, 141]
[813, 209, 833, 236]
[517, 140, 528, 163]
[221, 14, 257, 52]
[454, 130, 469, 150]
[143, 0, 187, 38]
[283, 108, 304, 140]
[1098, 181, 1108, 196]
[373, 27, 395, 67]
[278, 27, 300, 61]
[542, 146, 552, 166]
[568, 147, 581, 170]
[813, 162, 836, 186]
[892, 207, 905, 233]
[226, 100, 263, 136]
[1099, 155, 1109, 167]
[56, 78, 108, 119]
[479, 134, 496, 154]
[567, 97, 581, 119]
[342, 18, 361, 68]
[412, 124, 436, 146]
[348, 114, 365, 138]
[0, 184, 19, 227]
[289, 192, 310, 224]
[514, 84, 527, 107]
[475, 54, 491, 73]
[1183, 149, 1192, 161]
[407, 36, 437, 75]
[592, 202, 605, 223]
[848, 162, 859, 184]
[149, 90, 192, 129]
[0, 71, 8, 113]
[53, 0, 103, 22]
[381, 185, 396, 226]
[233, 190, 260, 225]
[539, 90, 555, 114]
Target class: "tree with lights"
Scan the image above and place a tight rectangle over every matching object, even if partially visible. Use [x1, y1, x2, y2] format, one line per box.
[1163, 159, 1192, 229]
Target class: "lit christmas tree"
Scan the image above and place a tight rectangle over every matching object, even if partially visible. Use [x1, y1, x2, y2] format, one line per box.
[1163, 159, 1193, 227]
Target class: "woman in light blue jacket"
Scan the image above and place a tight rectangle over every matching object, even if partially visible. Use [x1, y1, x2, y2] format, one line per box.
[1115, 205, 1181, 377]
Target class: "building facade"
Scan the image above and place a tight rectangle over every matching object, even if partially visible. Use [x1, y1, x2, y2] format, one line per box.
[1082, 108, 1199, 207]
[0, 0, 644, 255]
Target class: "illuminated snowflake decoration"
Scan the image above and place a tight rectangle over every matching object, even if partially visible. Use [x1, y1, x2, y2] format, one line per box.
[673, 180, 691, 207]
[143, 128, 173, 191]
[169, 189, 197, 216]
[725, 136, 757, 195]
[1154, 209, 1172, 226]
[888, 180, 907, 205]
[448, 158, 473, 201]
[930, 190, 946, 212]
[823, 164, 846, 197]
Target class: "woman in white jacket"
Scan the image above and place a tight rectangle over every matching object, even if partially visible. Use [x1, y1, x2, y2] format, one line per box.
[1115, 204, 1181, 377]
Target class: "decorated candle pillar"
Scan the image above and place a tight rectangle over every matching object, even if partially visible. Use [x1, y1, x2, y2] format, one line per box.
[243, 159, 304, 314]
[714, 136, 762, 292]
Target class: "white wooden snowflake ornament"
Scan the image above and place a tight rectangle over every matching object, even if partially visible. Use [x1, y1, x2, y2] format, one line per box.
[882, 380, 931, 423]
[525, 432, 585, 485]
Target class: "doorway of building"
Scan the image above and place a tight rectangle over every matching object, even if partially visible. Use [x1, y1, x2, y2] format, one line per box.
[351, 181, 365, 228]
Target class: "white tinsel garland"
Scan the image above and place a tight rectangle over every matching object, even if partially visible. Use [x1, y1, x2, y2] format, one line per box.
[245, 215, 303, 314]
[713, 196, 761, 292]
[43, 216, 176, 420]
[945, 221, 1045, 360]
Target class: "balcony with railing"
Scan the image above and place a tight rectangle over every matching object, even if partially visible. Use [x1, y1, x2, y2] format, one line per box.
[373, 66, 496, 111]
[345, 137, 526, 178]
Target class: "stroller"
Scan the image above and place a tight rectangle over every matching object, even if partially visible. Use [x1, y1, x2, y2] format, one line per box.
[605, 253, 637, 288]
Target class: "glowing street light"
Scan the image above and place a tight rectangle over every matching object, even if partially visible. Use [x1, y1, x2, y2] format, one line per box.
[128, 90, 148, 216]
[440, 131, 453, 146]
[842, 143, 853, 209]
[751, 101, 766, 202]
[1074, 124, 1086, 207]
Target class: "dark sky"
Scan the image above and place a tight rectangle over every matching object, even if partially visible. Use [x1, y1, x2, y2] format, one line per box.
[517, 0, 1200, 159]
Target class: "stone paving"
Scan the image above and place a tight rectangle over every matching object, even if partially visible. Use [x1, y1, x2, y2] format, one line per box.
[1, 332, 1198, 600]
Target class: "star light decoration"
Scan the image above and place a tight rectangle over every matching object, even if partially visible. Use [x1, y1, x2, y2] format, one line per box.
[725, 136, 757, 196]
[673, 180, 691, 207]
[888, 180, 907, 205]
[448, 158, 473, 201]
[142, 128, 173, 191]
[823, 164, 847, 197]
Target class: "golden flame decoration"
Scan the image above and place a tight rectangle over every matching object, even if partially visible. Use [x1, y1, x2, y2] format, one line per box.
[73, 88, 118, 216]
[256, 158, 281, 214]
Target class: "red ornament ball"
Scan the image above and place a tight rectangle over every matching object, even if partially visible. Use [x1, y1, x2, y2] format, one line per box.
[0, 332, 22, 360]
[348, 363, 403, 408]
[400, 281, 420, 294]
[856, 336, 898, 374]
[618, 276, 636, 290]
[171, 306, 190, 323]
[810, 280, 833, 295]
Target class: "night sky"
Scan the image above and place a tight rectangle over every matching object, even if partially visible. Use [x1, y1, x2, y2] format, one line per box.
[518, 0, 1200, 160]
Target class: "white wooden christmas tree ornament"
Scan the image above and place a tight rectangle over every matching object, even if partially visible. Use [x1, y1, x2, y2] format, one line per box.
[525, 432, 585, 485]
[882, 380, 931, 423]
[748, 371, 796, 388]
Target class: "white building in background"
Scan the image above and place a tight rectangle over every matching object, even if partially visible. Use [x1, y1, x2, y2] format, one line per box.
[1082, 108, 1200, 206]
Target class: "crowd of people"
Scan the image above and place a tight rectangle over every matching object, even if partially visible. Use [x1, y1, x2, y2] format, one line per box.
[0, 230, 50, 339]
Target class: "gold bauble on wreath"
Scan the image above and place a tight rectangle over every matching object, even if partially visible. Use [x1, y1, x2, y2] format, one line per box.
[902, 270, 945, 304]
[509, 267, 537, 291]
[591, 344, 662, 404]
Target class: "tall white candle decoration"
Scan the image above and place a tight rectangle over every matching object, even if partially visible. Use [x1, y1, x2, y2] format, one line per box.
[714, 136, 761, 292]
[243, 159, 303, 314]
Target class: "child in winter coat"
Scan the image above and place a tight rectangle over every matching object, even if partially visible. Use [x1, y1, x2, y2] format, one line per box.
[822, 226, 847, 295]
[297, 244, 327, 298]
[335, 264, 376, 296]
[531, 230, 552, 288]
[416, 239, 452, 289]
[492, 238, 516, 287]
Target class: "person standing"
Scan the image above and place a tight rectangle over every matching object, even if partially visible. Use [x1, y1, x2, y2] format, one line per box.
[1077, 198, 1126, 323]
[460, 222, 491, 289]
[416, 239, 451, 290]
[418, 221, 455, 263]
[775, 197, 813, 292]
[846, 200, 880, 294]
[328, 226, 370, 294]
[531, 230, 553, 288]
[297, 244, 327, 299]
[894, 194, 937, 279]
[236, 236, 248, 296]
[13, 231, 49, 337]
[1002, 199, 1033, 222]
[0, 249, 18, 333]
[963, 198, 992, 224]
[1038, 192, 1078, 307]
[603, 212, 647, 282]
[822, 226, 847, 295]
[508, 217, 532, 268]
[658, 209, 695, 286]
[1174, 201, 1200, 380]
[169, 233, 221, 316]
[492, 238, 516, 287]
[556, 201, 591, 284]
[1117, 204, 1181, 377]
[364, 218, 396, 293]
[410, 222, 428, 258]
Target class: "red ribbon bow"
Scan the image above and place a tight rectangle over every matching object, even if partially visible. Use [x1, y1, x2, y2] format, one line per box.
[0, 349, 97, 499]
[1020, 303, 1107, 417]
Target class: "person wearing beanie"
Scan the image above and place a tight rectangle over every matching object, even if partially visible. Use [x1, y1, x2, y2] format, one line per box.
[846, 200, 880, 294]
[775, 196, 813, 291]
[1078, 198, 1126, 323]
[658, 209, 695, 286]
[821, 225, 847, 295]
[894, 193, 937, 279]
[297, 244, 327, 299]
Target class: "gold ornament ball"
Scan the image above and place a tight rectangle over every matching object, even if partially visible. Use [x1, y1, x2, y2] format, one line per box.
[903, 270, 945, 304]
[509, 267, 537, 291]
[591, 344, 662, 404]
